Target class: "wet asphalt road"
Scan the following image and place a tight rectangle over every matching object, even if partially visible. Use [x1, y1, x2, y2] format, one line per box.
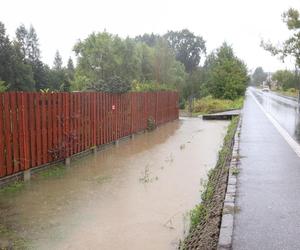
[252, 88, 300, 143]
[233, 89, 300, 250]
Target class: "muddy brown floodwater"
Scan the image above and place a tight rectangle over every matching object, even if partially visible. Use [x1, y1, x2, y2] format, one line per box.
[0, 118, 229, 250]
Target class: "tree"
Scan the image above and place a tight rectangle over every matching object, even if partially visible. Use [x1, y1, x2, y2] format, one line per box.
[49, 51, 67, 90]
[137, 42, 155, 81]
[164, 29, 206, 73]
[0, 22, 14, 87]
[262, 8, 300, 68]
[135, 33, 161, 47]
[251, 67, 268, 86]
[53, 50, 63, 70]
[15, 24, 49, 90]
[0, 22, 35, 91]
[272, 70, 297, 90]
[10, 42, 35, 91]
[204, 43, 249, 100]
[67, 57, 75, 81]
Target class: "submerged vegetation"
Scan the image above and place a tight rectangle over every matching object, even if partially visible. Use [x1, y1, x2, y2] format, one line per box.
[182, 116, 239, 249]
[38, 164, 66, 179]
[0, 181, 24, 196]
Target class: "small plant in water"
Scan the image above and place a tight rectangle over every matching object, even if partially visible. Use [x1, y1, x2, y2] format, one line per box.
[165, 153, 174, 164]
[139, 165, 151, 183]
[147, 116, 156, 131]
[139, 165, 158, 183]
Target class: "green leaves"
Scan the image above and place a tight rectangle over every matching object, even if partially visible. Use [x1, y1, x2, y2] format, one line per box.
[164, 29, 206, 73]
[204, 43, 248, 100]
[272, 69, 298, 90]
[73, 31, 187, 92]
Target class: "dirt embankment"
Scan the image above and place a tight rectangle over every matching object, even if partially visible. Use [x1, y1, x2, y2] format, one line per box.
[181, 117, 239, 250]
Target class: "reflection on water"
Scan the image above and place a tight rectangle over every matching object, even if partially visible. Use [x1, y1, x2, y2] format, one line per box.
[0, 118, 229, 250]
[253, 90, 300, 143]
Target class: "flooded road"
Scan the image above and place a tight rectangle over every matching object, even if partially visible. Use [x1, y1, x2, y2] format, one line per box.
[251, 88, 300, 143]
[0, 118, 229, 250]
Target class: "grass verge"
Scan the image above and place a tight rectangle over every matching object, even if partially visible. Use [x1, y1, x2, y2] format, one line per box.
[273, 88, 299, 98]
[189, 96, 243, 115]
[180, 116, 239, 250]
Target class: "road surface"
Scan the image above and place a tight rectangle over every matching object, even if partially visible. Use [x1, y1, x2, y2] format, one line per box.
[233, 88, 300, 249]
[252, 88, 300, 143]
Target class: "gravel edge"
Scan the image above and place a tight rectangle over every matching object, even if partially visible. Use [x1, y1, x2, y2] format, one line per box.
[217, 115, 242, 250]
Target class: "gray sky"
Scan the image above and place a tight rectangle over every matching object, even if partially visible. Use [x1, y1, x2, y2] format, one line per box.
[2, 0, 300, 72]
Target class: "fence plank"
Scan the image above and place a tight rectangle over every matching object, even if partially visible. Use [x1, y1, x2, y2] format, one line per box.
[10, 93, 20, 172]
[0, 94, 5, 177]
[4, 94, 12, 174]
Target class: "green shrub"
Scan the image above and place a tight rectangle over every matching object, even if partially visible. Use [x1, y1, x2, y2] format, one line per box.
[191, 96, 243, 114]
[131, 80, 176, 92]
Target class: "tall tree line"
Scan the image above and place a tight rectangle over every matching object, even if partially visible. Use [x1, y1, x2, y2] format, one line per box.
[0, 22, 74, 92]
[0, 21, 249, 101]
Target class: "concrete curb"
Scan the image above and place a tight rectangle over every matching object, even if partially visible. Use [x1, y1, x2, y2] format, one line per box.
[217, 116, 242, 250]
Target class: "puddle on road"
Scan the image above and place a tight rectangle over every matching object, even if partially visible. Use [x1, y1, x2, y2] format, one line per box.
[0, 118, 229, 250]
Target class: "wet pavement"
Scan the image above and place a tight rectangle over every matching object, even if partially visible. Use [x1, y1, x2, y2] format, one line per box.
[233, 89, 300, 249]
[0, 118, 228, 249]
[252, 88, 300, 143]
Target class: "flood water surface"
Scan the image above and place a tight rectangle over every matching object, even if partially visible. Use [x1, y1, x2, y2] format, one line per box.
[0, 118, 229, 250]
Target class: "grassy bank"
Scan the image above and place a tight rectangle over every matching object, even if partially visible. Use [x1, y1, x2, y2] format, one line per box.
[189, 96, 243, 115]
[181, 116, 239, 250]
[274, 88, 299, 98]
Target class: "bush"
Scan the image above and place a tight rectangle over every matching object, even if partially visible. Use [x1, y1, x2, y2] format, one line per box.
[191, 96, 243, 114]
[131, 80, 175, 92]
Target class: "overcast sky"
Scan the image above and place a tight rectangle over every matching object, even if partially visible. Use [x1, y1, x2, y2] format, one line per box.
[2, 0, 300, 72]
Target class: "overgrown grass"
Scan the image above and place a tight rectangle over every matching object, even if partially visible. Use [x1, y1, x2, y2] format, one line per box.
[190, 96, 244, 115]
[39, 164, 66, 179]
[274, 88, 299, 98]
[188, 116, 239, 232]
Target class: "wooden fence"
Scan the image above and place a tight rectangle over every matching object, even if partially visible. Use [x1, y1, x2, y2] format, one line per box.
[0, 91, 179, 178]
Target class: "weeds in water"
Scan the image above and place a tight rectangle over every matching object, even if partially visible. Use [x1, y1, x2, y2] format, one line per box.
[95, 175, 112, 184]
[40, 164, 66, 179]
[139, 165, 159, 183]
[139, 165, 151, 183]
[165, 153, 174, 164]
[0, 224, 29, 249]
[0, 181, 24, 195]
[147, 117, 156, 131]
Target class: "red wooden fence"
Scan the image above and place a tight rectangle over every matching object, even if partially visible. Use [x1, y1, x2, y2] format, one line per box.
[0, 91, 179, 178]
